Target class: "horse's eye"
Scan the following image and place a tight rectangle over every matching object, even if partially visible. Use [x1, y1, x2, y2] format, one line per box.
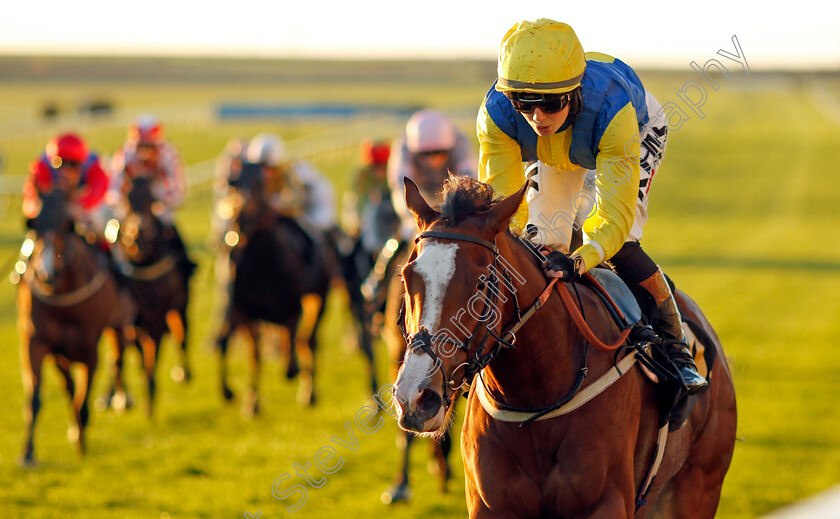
[476, 281, 486, 291]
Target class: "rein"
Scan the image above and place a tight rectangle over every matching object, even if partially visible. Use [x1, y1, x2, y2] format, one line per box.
[407, 231, 636, 422]
[125, 254, 176, 281]
[26, 233, 110, 307]
[28, 270, 108, 307]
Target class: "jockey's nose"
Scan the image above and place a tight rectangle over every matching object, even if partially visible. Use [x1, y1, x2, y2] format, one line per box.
[531, 106, 548, 122]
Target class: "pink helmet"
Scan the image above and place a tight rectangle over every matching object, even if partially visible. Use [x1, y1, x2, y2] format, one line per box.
[405, 109, 456, 154]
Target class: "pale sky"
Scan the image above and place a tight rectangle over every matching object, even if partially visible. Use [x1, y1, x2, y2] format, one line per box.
[1, 0, 837, 69]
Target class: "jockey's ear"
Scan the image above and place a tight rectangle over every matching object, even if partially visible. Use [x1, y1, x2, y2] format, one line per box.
[488, 181, 528, 235]
[404, 177, 439, 230]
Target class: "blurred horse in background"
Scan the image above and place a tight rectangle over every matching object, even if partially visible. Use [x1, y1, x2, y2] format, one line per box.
[215, 162, 333, 415]
[337, 188, 401, 397]
[104, 175, 191, 417]
[17, 190, 133, 464]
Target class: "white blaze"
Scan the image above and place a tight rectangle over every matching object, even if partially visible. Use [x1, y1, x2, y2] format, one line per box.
[396, 241, 458, 406]
[412, 241, 458, 331]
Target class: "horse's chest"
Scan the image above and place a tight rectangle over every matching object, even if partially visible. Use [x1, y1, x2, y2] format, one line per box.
[468, 425, 613, 517]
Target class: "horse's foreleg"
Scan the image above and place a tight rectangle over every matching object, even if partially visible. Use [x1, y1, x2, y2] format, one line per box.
[356, 310, 378, 397]
[243, 321, 261, 418]
[98, 327, 131, 412]
[139, 332, 159, 418]
[432, 429, 454, 493]
[283, 323, 299, 380]
[57, 355, 96, 456]
[382, 430, 415, 504]
[647, 459, 728, 519]
[577, 490, 635, 519]
[296, 294, 323, 406]
[216, 319, 235, 401]
[20, 341, 46, 465]
[166, 307, 190, 383]
[54, 357, 80, 450]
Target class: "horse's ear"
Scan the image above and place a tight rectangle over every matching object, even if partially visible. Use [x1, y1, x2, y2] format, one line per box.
[488, 181, 528, 234]
[404, 177, 439, 230]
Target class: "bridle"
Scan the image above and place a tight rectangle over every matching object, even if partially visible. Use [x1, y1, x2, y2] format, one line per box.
[400, 230, 559, 409]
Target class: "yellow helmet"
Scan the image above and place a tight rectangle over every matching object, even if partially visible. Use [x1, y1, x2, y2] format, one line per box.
[496, 19, 586, 95]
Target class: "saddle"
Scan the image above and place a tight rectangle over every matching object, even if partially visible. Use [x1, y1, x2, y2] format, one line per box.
[584, 268, 717, 431]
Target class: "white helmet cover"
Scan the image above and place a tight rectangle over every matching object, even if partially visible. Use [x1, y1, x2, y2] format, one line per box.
[246, 133, 288, 167]
[405, 109, 456, 153]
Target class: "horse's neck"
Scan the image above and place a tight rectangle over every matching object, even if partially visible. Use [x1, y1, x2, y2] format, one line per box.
[480, 233, 584, 408]
[138, 215, 167, 264]
[56, 236, 102, 289]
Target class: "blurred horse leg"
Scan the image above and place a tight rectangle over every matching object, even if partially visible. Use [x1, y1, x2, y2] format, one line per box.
[139, 331, 160, 418]
[243, 320, 261, 418]
[296, 293, 323, 406]
[432, 429, 454, 492]
[216, 308, 241, 402]
[20, 340, 47, 465]
[347, 244, 379, 396]
[166, 307, 190, 383]
[382, 431, 415, 504]
[98, 327, 132, 412]
[55, 354, 96, 455]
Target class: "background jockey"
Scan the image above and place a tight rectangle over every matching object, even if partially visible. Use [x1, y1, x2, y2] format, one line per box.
[20, 132, 125, 283]
[388, 108, 477, 242]
[362, 109, 477, 303]
[244, 132, 337, 233]
[477, 19, 706, 393]
[342, 139, 398, 260]
[110, 114, 196, 280]
[243, 132, 339, 265]
[23, 133, 109, 240]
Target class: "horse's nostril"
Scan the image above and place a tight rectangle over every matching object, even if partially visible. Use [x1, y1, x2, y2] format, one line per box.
[416, 388, 442, 416]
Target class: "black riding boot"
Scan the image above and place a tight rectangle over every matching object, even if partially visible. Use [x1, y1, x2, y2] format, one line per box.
[640, 268, 708, 395]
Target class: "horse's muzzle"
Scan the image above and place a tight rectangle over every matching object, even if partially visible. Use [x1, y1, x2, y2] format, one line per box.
[396, 387, 444, 433]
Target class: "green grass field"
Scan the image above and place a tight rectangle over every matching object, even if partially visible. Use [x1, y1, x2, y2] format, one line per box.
[1, 63, 839, 518]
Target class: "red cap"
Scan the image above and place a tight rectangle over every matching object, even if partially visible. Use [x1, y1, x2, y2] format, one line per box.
[46, 133, 88, 165]
[360, 139, 391, 166]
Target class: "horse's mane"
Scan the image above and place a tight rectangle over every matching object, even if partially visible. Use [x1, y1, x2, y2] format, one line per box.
[438, 174, 501, 226]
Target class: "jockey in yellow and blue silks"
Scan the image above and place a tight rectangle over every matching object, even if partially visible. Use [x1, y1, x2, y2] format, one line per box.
[477, 19, 707, 394]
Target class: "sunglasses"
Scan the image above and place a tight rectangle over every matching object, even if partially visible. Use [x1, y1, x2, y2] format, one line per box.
[417, 149, 449, 157]
[508, 92, 571, 114]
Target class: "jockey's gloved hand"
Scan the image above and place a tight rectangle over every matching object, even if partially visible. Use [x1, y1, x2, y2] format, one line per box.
[542, 250, 581, 282]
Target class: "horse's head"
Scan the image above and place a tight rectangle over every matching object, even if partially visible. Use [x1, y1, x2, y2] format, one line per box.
[228, 162, 274, 241]
[119, 176, 166, 263]
[393, 175, 527, 435]
[27, 190, 76, 283]
[126, 175, 155, 216]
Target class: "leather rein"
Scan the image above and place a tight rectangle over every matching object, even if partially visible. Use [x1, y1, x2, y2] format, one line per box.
[402, 230, 634, 424]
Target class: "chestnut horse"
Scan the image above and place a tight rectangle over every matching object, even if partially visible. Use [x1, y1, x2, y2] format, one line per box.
[17, 190, 134, 464]
[393, 176, 737, 518]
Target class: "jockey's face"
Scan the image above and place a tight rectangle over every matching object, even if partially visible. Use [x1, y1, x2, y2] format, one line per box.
[136, 143, 159, 165]
[520, 104, 570, 137]
[57, 161, 82, 192]
[416, 149, 450, 171]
